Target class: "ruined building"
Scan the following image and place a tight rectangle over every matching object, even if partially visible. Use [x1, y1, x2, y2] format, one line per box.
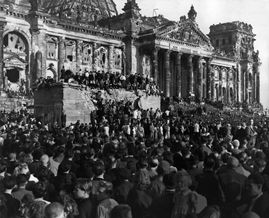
[0, 0, 261, 104]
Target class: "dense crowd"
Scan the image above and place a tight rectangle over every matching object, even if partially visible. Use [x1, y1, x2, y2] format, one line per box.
[0, 99, 269, 218]
[33, 69, 161, 96]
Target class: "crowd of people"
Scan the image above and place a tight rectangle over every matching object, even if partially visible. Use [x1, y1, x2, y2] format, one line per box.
[0, 97, 269, 218]
[33, 68, 161, 96]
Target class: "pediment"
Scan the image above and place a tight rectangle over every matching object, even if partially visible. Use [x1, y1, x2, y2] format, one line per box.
[156, 20, 214, 51]
[4, 54, 27, 70]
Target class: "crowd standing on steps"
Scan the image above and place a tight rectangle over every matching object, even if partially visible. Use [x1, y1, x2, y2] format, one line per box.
[0, 100, 269, 218]
[33, 68, 162, 96]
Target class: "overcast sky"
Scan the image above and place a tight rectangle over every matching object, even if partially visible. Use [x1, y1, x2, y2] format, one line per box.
[115, 0, 269, 108]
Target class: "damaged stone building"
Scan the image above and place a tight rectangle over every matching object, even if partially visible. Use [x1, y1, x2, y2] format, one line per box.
[0, 0, 261, 104]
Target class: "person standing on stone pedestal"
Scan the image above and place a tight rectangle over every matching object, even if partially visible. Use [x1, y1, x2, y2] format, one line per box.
[60, 66, 65, 80]
[85, 69, 89, 87]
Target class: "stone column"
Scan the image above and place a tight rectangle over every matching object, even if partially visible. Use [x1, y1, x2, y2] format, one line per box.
[237, 63, 241, 102]
[93, 42, 98, 71]
[219, 68, 223, 100]
[251, 68, 256, 103]
[203, 63, 206, 98]
[188, 55, 194, 96]
[255, 63, 261, 103]
[58, 37, 65, 80]
[152, 47, 160, 84]
[165, 50, 171, 97]
[245, 69, 249, 102]
[76, 40, 83, 66]
[38, 31, 47, 77]
[122, 44, 126, 75]
[241, 71, 245, 102]
[176, 52, 182, 98]
[108, 45, 114, 73]
[206, 58, 212, 100]
[211, 66, 215, 100]
[36, 50, 42, 79]
[227, 68, 231, 103]
[197, 57, 203, 100]
[0, 21, 6, 90]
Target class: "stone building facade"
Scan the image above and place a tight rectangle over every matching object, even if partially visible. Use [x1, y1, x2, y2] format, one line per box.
[0, 0, 261, 104]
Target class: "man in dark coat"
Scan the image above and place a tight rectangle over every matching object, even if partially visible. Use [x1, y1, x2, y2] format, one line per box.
[114, 168, 133, 204]
[150, 172, 176, 218]
[235, 173, 269, 218]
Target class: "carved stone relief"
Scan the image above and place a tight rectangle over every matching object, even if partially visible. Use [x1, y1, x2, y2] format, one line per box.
[94, 46, 108, 72]
[114, 48, 122, 70]
[141, 54, 151, 77]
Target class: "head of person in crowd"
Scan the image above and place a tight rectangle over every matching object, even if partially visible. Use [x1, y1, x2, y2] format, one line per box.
[203, 156, 216, 171]
[156, 160, 170, 176]
[45, 202, 66, 218]
[73, 178, 92, 199]
[237, 152, 249, 165]
[8, 152, 17, 161]
[110, 204, 132, 218]
[148, 157, 159, 170]
[233, 139, 240, 150]
[3, 175, 16, 192]
[137, 157, 148, 170]
[40, 154, 50, 168]
[36, 165, 52, 182]
[58, 191, 79, 217]
[163, 151, 175, 166]
[92, 160, 105, 179]
[253, 158, 266, 173]
[227, 156, 239, 170]
[28, 200, 48, 218]
[174, 171, 192, 194]
[58, 160, 72, 175]
[133, 168, 151, 191]
[33, 182, 47, 199]
[163, 171, 176, 191]
[96, 180, 114, 202]
[16, 173, 29, 188]
[13, 162, 30, 177]
[245, 173, 265, 199]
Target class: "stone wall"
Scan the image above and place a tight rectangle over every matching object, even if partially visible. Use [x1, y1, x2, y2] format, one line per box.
[34, 83, 161, 128]
[0, 93, 34, 112]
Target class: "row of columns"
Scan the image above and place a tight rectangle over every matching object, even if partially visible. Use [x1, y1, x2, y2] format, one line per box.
[151, 47, 248, 104]
[153, 48, 213, 99]
[0, 21, 6, 90]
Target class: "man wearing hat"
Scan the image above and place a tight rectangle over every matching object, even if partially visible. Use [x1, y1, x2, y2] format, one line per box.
[114, 168, 133, 204]
[150, 172, 176, 218]
[218, 156, 247, 204]
[236, 173, 269, 218]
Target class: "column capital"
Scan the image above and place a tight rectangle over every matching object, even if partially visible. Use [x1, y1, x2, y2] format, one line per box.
[153, 47, 160, 56]
[188, 54, 194, 63]
[206, 57, 213, 64]
[76, 40, 83, 46]
[58, 36, 65, 42]
[176, 52, 183, 58]
[165, 49, 172, 55]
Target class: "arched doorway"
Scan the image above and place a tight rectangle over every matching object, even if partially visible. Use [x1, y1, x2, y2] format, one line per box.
[3, 31, 29, 91]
